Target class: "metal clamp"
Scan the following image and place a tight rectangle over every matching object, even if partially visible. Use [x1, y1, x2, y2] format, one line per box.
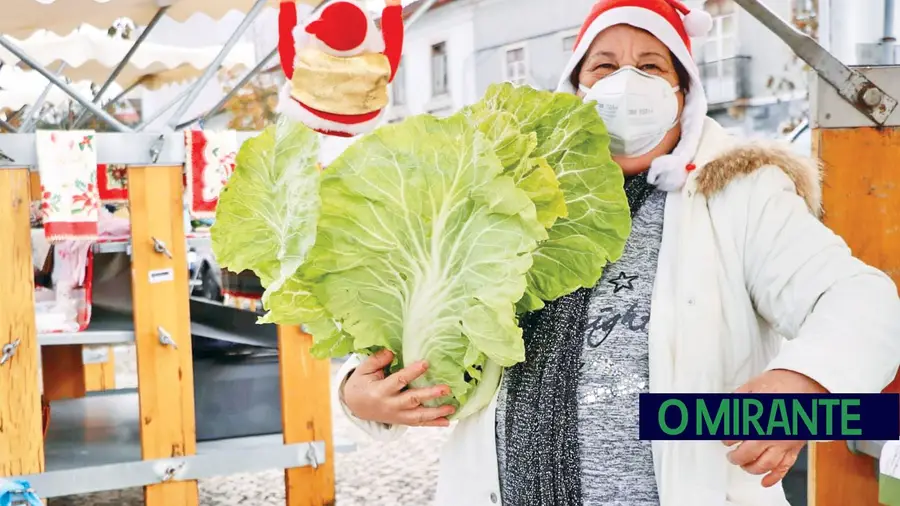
[733, 0, 898, 126]
[151, 237, 173, 259]
[157, 327, 177, 349]
[0, 339, 21, 366]
[159, 462, 185, 482]
[148, 134, 165, 164]
[306, 445, 319, 470]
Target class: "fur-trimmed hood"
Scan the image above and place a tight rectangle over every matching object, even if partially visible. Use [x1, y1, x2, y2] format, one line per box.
[689, 119, 823, 218]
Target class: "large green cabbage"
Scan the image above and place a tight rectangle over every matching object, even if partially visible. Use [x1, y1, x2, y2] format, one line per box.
[212, 84, 631, 419]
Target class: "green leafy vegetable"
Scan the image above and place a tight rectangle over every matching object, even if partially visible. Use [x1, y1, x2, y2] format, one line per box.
[276, 114, 545, 410]
[210, 117, 321, 294]
[464, 83, 632, 312]
[214, 84, 631, 420]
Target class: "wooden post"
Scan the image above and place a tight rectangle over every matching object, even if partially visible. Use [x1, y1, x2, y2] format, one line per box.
[41, 346, 87, 401]
[0, 168, 45, 477]
[809, 67, 900, 505]
[128, 165, 199, 506]
[278, 325, 336, 506]
[83, 346, 117, 392]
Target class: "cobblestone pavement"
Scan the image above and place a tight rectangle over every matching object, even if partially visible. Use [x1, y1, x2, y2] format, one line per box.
[50, 345, 449, 506]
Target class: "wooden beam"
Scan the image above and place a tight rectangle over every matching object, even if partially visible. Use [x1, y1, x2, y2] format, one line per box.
[83, 345, 117, 392]
[41, 345, 87, 401]
[0, 168, 45, 477]
[128, 165, 199, 506]
[278, 326, 336, 506]
[809, 126, 900, 506]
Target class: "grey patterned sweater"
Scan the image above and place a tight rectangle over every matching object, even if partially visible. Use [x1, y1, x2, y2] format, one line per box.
[496, 189, 666, 505]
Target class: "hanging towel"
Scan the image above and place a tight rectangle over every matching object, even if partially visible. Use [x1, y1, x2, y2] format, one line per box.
[184, 130, 238, 219]
[36, 131, 100, 242]
[96, 163, 128, 203]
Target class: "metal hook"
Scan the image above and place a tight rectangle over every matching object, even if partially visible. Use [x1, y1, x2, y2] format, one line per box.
[149, 134, 165, 164]
[306, 444, 319, 470]
[0, 339, 21, 366]
[151, 237, 173, 258]
[157, 327, 178, 349]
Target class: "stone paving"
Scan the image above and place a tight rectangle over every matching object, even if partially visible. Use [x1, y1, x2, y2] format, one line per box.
[50, 345, 449, 506]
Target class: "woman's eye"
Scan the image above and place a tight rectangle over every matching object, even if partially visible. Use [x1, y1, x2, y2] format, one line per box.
[594, 63, 616, 71]
[640, 64, 660, 71]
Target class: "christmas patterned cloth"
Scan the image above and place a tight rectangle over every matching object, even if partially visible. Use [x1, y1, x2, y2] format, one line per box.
[97, 163, 128, 202]
[36, 131, 100, 242]
[184, 130, 237, 219]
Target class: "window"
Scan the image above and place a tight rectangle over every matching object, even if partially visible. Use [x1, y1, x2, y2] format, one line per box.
[504, 45, 529, 85]
[701, 0, 738, 63]
[392, 59, 406, 106]
[562, 34, 578, 53]
[431, 42, 449, 96]
[701, 0, 741, 103]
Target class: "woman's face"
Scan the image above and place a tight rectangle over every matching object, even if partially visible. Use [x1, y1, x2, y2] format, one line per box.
[576, 24, 685, 176]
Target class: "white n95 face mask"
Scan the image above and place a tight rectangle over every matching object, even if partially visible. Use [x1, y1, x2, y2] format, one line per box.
[579, 67, 680, 157]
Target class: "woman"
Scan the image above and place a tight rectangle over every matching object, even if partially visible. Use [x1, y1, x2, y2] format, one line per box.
[337, 0, 900, 504]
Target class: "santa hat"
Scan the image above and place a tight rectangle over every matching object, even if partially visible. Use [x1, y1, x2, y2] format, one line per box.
[297, 0, 385, 58]
[557, 0, 713, 191]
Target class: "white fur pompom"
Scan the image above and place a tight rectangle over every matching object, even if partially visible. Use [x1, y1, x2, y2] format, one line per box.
[647, 154, 692, 192]
[683, 9, 713, 38]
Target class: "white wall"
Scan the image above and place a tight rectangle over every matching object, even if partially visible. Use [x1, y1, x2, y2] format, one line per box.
[387, 1, 477, 121]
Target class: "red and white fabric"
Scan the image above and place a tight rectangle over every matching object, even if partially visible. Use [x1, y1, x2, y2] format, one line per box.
[97, 163, 128, 203]
[184, 129, 238, 219]
[35, 130, 101, 242]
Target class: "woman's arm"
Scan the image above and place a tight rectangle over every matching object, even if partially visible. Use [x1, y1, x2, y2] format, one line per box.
[734, 166, 900, 393]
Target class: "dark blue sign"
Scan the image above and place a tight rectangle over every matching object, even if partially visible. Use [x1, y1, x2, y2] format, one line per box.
[639, 394, 900, 440]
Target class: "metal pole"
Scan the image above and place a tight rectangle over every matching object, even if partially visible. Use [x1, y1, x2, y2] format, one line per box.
[0, 118, 18, 133]
[732, 0, 898, 126]
[884, 0, 896, 64]
[72, 79, 144, 129]
[176, 47, 278, 130]
[165, 0, 268, 129]
[135, 84, 194, 131]
[0, 38, 132, 132]
[20, 63, 67, 132]
[72, 7, 169, 128]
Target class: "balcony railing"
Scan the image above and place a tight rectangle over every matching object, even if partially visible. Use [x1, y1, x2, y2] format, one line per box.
[698, 55, 751, 106]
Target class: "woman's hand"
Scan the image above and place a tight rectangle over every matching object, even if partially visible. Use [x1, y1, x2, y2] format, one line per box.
[385, 0, 402, 6]
[341, 349, 456, 427]
[723, 369, 828, 487]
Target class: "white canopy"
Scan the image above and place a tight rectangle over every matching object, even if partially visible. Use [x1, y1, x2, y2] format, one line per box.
[1, 25, 256, 90]
[0, 66, 104, 112]
[1, 0, 271, 39]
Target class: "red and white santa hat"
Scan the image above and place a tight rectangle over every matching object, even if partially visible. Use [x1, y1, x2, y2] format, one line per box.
[296, 0, 385, 58]
[556, 0, 713, 191]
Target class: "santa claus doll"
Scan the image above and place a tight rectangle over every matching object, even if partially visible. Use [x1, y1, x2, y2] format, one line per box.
[277, 0, 405, 137]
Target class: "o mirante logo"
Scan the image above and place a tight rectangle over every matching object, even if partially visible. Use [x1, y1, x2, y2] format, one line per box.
[638, 394, 900, 440]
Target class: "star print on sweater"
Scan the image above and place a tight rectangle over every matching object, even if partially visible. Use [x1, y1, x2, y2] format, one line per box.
[608, 271, 639, 293]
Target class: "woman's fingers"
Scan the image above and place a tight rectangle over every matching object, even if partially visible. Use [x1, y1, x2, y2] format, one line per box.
[761, 448, 801, 488]
[727, 440, 765, 467]
[740, 446, 784, 476]
[394, 385, 450, 410]
[381, 360, 429, 393]
[397, 405, 457, 426]
[355, 349, 395, 375]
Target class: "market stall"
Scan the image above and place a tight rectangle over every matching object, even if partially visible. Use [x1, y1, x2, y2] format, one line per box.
[0, 1, 342, 505]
